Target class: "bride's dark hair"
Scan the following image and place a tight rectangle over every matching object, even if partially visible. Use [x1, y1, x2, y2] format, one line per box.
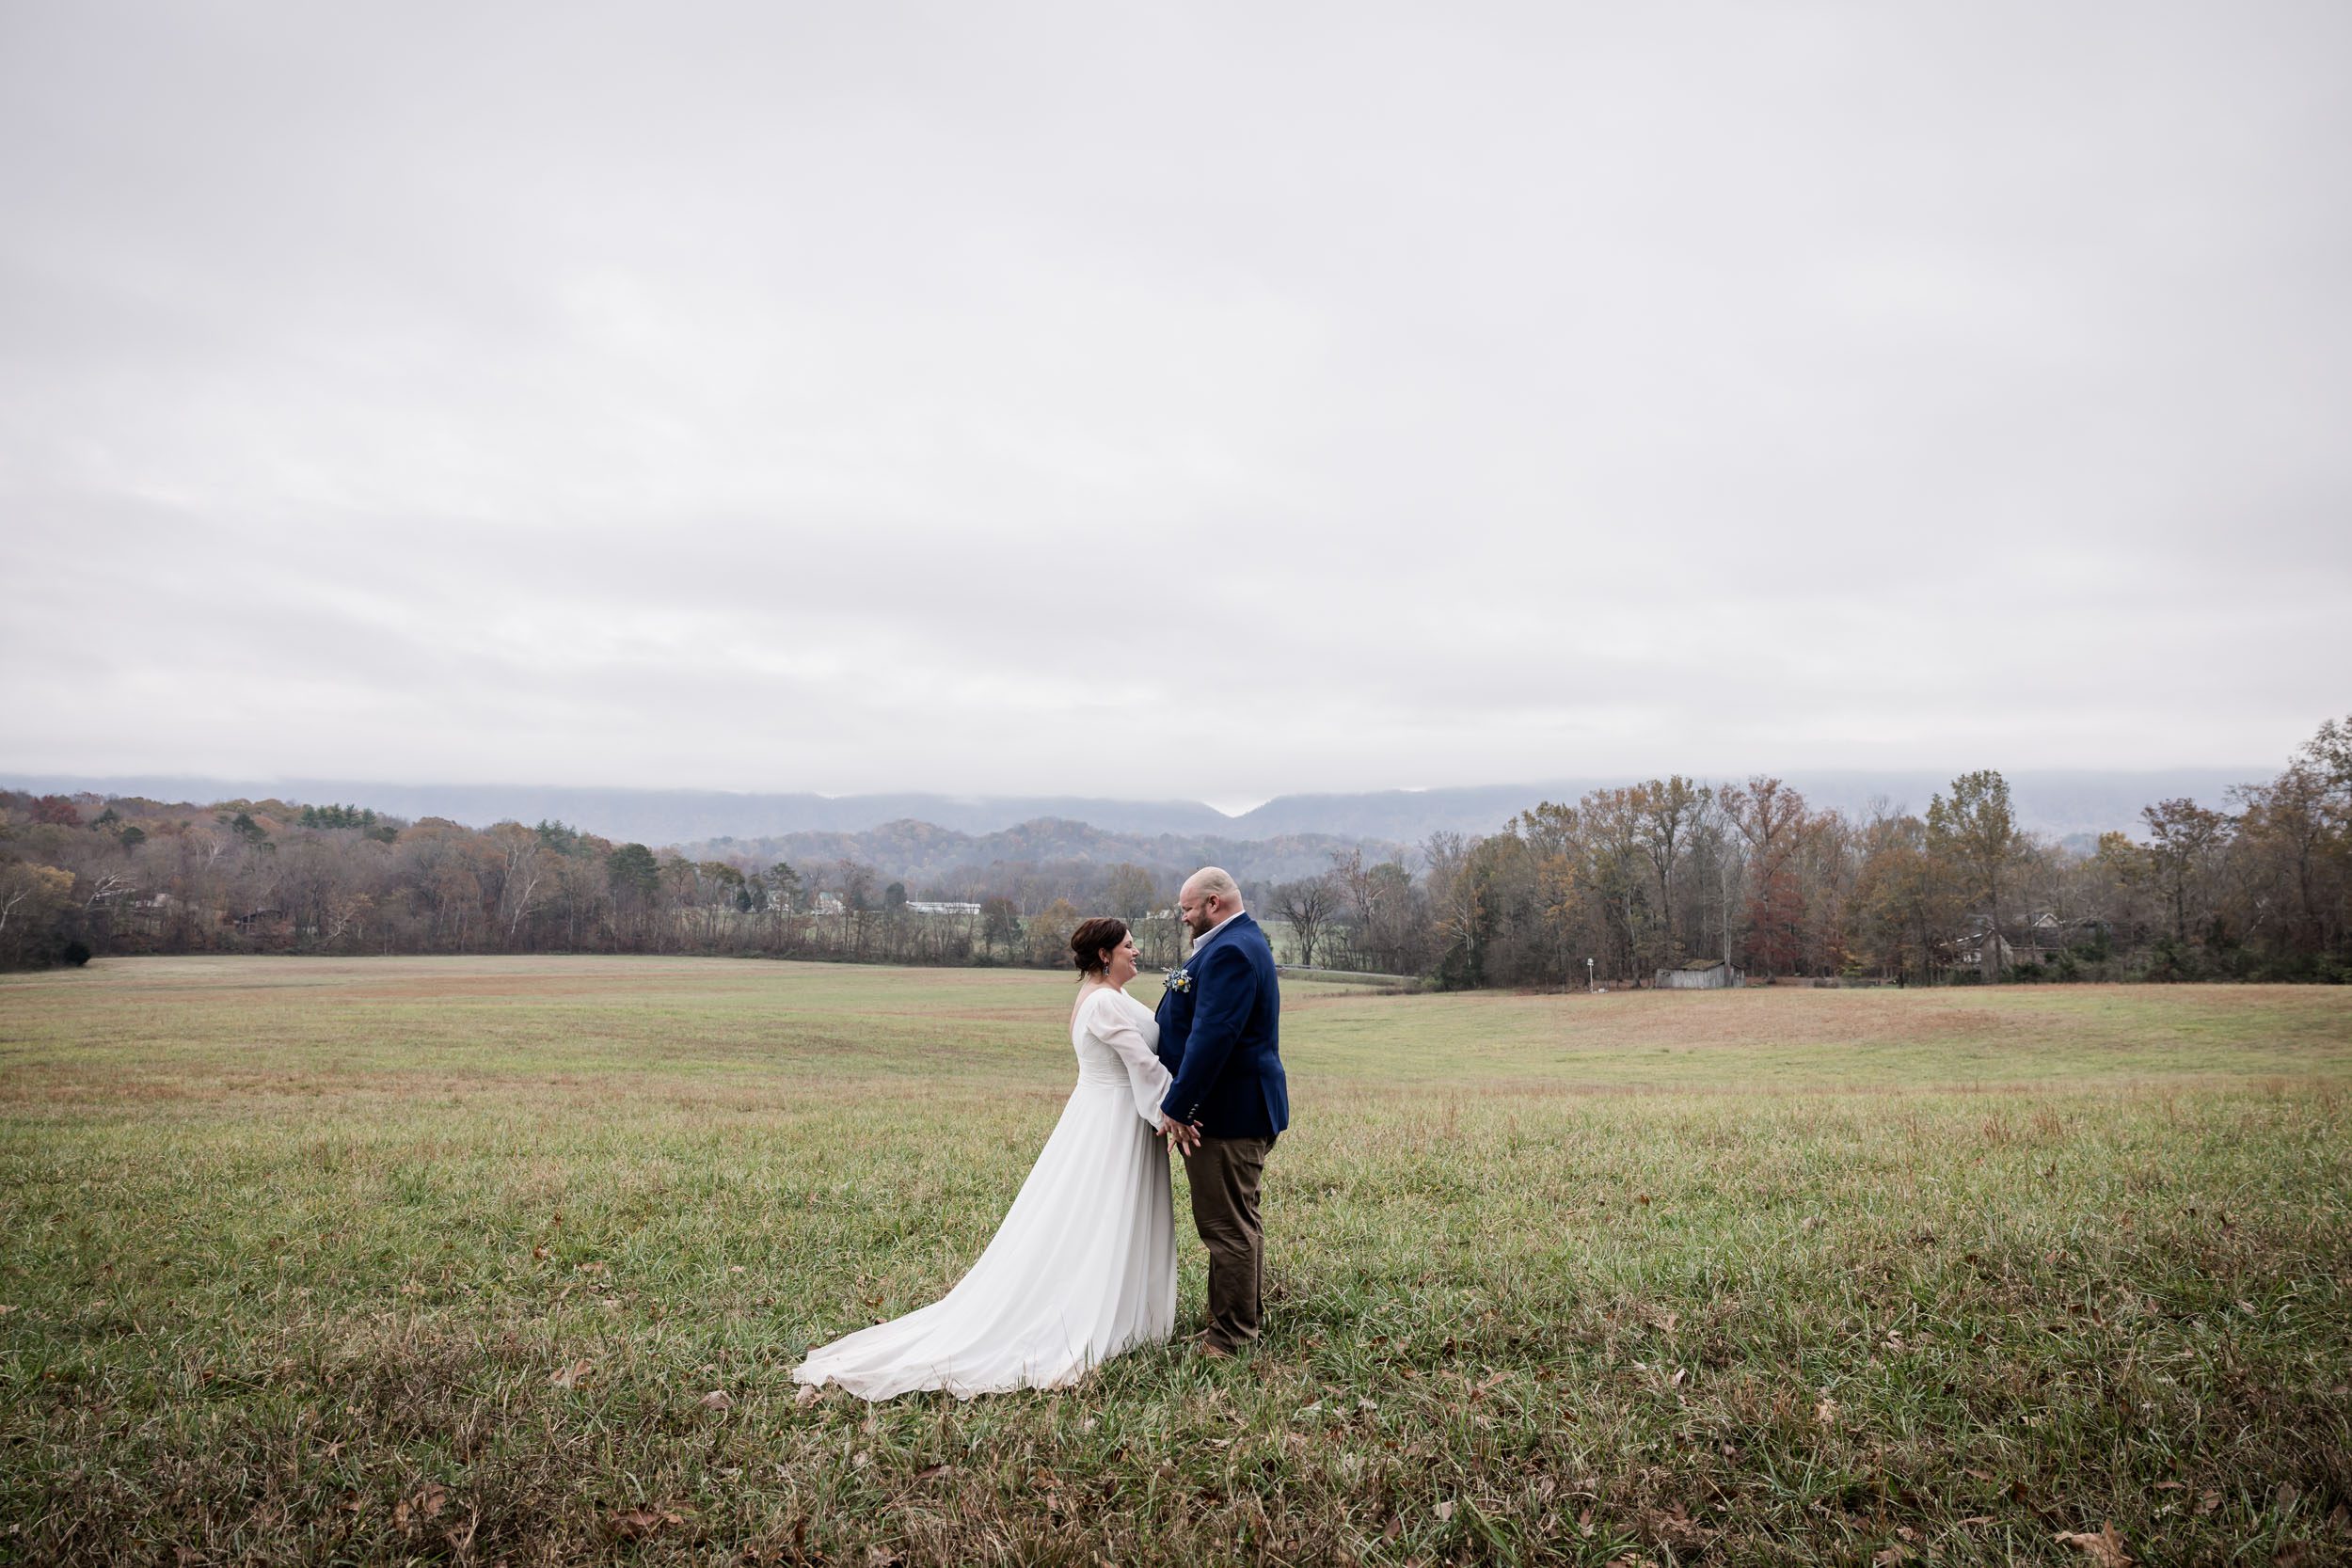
[1069, 917, 1130, 978]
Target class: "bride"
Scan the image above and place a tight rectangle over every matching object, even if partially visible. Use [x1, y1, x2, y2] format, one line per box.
[792, 917, 1184, 1399]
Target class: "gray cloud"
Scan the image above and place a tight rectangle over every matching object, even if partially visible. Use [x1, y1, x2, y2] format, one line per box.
[4, 0, 2347, 809]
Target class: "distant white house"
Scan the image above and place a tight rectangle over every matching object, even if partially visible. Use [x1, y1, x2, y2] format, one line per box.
[904, 900, 981, 916]
[811, 892, 846, 916]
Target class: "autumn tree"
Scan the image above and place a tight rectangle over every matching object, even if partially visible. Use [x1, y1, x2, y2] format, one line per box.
[1025, 897, 1081, 968]
[1420, 832, 1493, 988]
[1721, 777, 1809, 976]
[0, 863, 76, 966]
[1848, 812, 1954, 982]
[1926, 770, 2025, 972]
[1515, 800, 1591, 985]
[2140, 797, 2233, 948]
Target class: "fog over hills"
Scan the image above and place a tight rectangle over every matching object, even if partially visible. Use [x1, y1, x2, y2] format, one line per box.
[6, 768, 2260, 850]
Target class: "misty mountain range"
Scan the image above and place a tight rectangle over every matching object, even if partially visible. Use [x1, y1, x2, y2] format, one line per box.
[8, 768, 2257, 851]
[677, 819, 1399, 890]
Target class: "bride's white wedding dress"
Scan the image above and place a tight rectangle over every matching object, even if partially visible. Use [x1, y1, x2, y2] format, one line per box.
[792, 984, 1177, 1400]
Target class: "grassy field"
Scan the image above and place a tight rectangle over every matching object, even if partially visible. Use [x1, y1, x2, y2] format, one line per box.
[2, 958, 2348, 1565]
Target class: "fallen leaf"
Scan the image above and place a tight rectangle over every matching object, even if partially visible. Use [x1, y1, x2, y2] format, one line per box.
[795, 1384, 822, 1408]
[914, 1464, 952, 1480]
[609, 1508, 682, 1540]
[1671, 1367, 1688, 1386]
[699, 1389, 732, 1411]
[532, 1246, 548, 1260]
[2055, 1522, 2134, 1566]
[1815, 1396, 1837, 1424]
[2197, 1490, 2221, 1516]
[550, 1359, 593, 1388]
[1874, 1549, 1905, 1566]
[1434, 1500, 1454, 1522]
[1359, 1397, 1378, 1411]
[394, 1484, 446, 1530]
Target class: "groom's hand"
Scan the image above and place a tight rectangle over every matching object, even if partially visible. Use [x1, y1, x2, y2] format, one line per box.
[1159, 1115, 1203, 1155]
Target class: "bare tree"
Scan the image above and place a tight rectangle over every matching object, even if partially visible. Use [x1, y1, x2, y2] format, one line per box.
[1631, 776, 1710, 969]
[1270, 874, 1338, 968]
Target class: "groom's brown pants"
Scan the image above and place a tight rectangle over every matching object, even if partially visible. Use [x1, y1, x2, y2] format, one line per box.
[1183, 1133, 1274, 1349]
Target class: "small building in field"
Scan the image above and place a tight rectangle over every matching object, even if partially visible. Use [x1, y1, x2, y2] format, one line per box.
[1952, 928, 2014, 973]
[1656, 958, 1743, 990]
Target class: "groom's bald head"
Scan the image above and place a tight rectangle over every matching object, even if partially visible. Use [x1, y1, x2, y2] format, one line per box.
[1180, 867, 1243, 938]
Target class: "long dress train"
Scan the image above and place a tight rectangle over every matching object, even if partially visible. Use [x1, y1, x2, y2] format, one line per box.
[791, 984, 1176, 1400]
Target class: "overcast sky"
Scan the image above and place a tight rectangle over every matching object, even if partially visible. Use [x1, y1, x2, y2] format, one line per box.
[3, 2, 2345, 810]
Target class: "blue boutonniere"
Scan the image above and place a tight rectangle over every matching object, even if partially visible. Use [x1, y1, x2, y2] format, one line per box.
[1163, 967, 1193, 994]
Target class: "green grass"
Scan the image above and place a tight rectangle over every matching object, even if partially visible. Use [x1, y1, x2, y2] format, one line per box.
[3, 958, 2349, 1564]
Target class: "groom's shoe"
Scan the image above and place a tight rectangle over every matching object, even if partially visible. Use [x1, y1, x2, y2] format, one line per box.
[1185, 1332, 1235, 1359]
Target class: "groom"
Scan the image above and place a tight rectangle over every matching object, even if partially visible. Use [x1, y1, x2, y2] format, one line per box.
[1154, 866, 1288, 1355]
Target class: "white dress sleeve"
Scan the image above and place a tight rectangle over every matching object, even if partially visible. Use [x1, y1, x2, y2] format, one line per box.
[1089, 990, 1172, 1126]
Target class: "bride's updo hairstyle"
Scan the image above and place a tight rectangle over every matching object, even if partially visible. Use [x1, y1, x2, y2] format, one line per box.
[1070, 917, 1130, 978]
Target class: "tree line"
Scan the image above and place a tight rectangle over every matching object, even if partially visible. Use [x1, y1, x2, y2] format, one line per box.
[3, 713, 2344, 983]
[1279, 715, 2347, 988]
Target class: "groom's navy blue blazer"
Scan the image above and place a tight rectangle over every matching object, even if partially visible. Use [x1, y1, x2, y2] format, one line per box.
[1154, 911, 1288, 1140]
